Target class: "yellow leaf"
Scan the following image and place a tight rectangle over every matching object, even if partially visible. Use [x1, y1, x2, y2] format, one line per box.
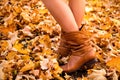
[99, 33, 112, 38]
[13, 41, 29, 55]
[100, 25, 111, 30]
[20, 61, 35, 72]
[39, 9, 48, 14]
[41, 25, 53, 34]
[107, 57, 120, 72]
[42, 48, 52, 55]
[96, 52, 104, 62]
[39, 35, 51, 48]
[21, 11, 31, 22]
[21, 55, 30, 60]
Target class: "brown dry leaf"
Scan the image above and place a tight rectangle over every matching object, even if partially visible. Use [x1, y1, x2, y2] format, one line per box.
[20, 60, 35, 72]
[107, 57, 120, 72]
[88, 69, 107, 80]
[21, 26, 33, 37]
[31, 69, 40, 76]
[7, 31, 19, 50]
[0, 0, 120, 79]
[40, 58, 49, 70]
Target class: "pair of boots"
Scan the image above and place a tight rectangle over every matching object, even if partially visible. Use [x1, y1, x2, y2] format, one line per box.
[58, 30, 96, 73]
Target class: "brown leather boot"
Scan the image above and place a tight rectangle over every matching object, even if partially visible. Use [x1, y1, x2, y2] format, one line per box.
[57, 32, 70, 57]
[59, 31, 96, 73]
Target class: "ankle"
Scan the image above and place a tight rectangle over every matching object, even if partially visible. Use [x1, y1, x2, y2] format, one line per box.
[65, 30, 78, 33]
[61, 27, 79, 33]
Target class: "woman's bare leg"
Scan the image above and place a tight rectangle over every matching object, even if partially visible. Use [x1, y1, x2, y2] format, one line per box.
[41, 0, 96, 73]
[41, 0, 79, 33]
[69, 0, 86, 28]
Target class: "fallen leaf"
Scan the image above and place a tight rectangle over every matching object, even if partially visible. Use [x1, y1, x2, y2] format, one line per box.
[39, 9, 48, 14]
[40, 58, 49, 70]
[107, 57, 120, 72]
[6, 51, 17, 60]
[21, 26, 33, 37]
[20, 61, 35, 72]
[88, 69, 107, 80]
[20, 11, 31, 22]
[13, 40, 30, 55]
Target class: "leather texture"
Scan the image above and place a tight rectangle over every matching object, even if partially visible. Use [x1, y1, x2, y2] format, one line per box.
[58, 31, 96, 72]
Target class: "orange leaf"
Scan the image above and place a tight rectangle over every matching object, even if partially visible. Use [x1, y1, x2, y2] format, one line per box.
[6, 51, 17, 60]
[0, 25, 16, 36]
[99, 33, 112, 38]
[107, 57, 120, 72]
[0, 40, 8, 52]
[20, 61, 35, 72]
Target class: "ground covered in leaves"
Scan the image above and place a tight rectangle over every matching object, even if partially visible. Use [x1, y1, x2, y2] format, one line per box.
[0, 0, 120, 80]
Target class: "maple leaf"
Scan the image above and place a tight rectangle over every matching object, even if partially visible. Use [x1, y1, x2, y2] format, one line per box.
[0, 25, 16, 37]
[0, 0, 119, 79]
[7, 31, 19, 50]
[31, 69, 40, 76]
[0, 61, 6, 80]
[21, 26, 33, 37]
[40, 58, 49, 70]
[0, 40, 8, 53]
[4, 13, 14, 26]
[39, 35, 51, 48]
[20, 11, 31, 22]
[107, 57, 120, 72]
[6, 51, 17, 60]
[20, 60, 35, 72]
[13, 40, 30, 55]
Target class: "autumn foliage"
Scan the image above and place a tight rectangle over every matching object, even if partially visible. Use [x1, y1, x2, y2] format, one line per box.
[0, 0, 120, 80]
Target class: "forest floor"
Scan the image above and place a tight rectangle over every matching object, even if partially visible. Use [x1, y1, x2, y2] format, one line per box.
[0, 0, 120, 80]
